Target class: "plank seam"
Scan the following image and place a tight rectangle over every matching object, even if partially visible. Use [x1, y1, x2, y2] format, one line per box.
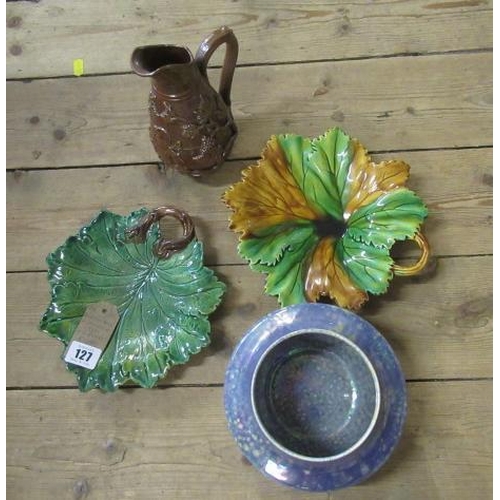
[5, 253, 494, 276]
[6, 48, 493, 83]
[5, 378, 493, 392]
[6, 145, 493, 173]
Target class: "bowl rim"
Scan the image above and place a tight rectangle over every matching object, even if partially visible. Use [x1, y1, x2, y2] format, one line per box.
[250, 327, 382, 463]
[224, 303, 407, 492]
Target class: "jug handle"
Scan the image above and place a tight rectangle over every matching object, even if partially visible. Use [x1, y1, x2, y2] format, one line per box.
[195, 26, 239, 106]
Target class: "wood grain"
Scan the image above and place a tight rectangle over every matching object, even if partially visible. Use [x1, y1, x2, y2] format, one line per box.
[6, 255, 492, 389]
[6, 2, 493, 498]
[6, 0, 492, 79]
[6, 52, 492, 169]
[6, 148, 492, 272]
[6, 381, 492, 499]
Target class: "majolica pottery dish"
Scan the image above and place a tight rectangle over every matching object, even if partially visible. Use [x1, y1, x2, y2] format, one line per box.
[224, 303, 407, 492]
[39, 206, 225, 392]
[223, 128, 430, 310]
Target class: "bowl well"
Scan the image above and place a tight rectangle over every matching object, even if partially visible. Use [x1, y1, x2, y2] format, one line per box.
[252, 330, 380, 460]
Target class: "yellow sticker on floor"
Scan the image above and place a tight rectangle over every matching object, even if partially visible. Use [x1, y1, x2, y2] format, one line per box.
[73, 58, 84, 77]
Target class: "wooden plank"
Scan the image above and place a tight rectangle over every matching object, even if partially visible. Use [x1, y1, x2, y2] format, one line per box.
[6, 255, 492, 388]
[6, 148, 492, 272]
[6, 0, 492, 79]
[6, 52, 492, 169]
[6, 382, 492, 499]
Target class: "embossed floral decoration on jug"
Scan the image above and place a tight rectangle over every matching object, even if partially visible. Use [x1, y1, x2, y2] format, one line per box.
[223, 128, 430, 310]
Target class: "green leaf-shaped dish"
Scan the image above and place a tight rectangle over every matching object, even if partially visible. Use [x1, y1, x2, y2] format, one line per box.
[40, 207, 226, 392]
[223, 128, 430, 310]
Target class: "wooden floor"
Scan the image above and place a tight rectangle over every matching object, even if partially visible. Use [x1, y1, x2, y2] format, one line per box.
[6, 1, 492, 499]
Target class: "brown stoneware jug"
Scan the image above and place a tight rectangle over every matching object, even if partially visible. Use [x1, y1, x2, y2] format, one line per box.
[131, 26, 239, 176]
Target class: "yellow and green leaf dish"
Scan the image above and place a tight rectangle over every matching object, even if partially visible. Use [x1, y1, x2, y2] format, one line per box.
[223, 128, 430, 310]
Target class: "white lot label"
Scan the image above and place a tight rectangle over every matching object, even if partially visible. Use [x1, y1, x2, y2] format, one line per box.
[64, 340, 102, 369]
[63, 302, 119, 370]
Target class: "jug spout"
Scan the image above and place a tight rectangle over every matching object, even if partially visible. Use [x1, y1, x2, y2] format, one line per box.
[131, 45, 192, 76]
[131, 45, 198, 97]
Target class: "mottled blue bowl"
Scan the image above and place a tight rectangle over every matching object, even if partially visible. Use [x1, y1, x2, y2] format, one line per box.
[224, 303, 406, 492]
